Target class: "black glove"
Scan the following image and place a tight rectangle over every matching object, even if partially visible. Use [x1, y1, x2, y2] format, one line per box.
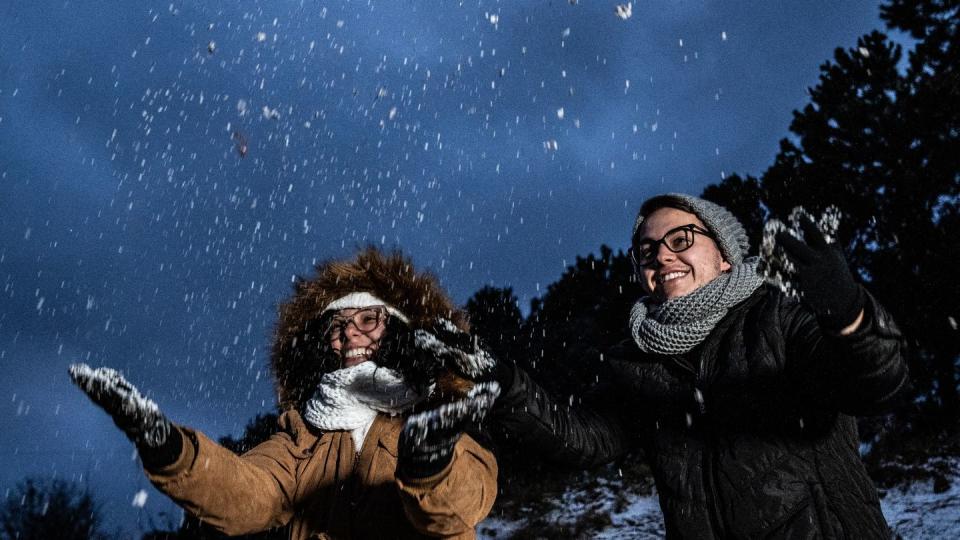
[412, 318, 514, 390]
[375, 317, 441, 394]
[775, 216, 864, 331]
[69, 363, 182, 469]
[398, 381, 500, 478]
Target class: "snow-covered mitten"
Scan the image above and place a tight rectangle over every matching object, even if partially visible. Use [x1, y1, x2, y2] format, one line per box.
[69, 363, 182, 468]
[413, 318, 511, 388]
[760, 206, 842, 297]
[774, 216, 864, 332]
[398, 381, 500, 478]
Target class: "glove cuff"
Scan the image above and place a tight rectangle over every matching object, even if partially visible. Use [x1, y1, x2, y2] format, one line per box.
[398, 451, 454, 479]
[138, 425, 184, 471]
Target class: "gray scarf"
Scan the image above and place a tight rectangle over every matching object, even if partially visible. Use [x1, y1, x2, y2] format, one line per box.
[630, 258, 765, 355]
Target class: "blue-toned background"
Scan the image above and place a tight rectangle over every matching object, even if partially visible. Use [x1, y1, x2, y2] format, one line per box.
[0, 0, 893, 534]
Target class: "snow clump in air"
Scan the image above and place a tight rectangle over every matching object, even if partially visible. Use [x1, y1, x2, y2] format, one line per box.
[760, 205, 842, 298]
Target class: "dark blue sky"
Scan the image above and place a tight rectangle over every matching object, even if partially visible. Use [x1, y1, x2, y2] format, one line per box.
[1, 0, 896, 535]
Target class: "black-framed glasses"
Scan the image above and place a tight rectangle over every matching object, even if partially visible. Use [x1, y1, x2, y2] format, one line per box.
[630, 224, 714, 268]
[326, 307, 388, 341]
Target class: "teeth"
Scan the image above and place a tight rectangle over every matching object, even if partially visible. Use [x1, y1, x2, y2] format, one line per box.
[658, 271, 688, 283]
[345, 348, 371, 358]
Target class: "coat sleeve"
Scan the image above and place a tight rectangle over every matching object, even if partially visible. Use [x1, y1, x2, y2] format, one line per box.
[145, 411, 312, 536]
[783, 287, 909, 416]
[395, 433, 498, 538]
[487, 358, 629, 468]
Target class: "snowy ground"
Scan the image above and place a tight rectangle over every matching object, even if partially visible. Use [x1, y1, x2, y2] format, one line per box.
[479, 476, 665, 539]
[880, 456, 960, 539]
[479, 458, 960, 539]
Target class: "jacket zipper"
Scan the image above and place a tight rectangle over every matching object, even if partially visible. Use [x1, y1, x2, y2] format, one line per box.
[669, 355, 706, 415]
[668, 351, 726, 537]
[694, 343, 726, 537]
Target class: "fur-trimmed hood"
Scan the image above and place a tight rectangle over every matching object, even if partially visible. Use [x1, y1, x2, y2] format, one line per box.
[271, 247, 468, 411]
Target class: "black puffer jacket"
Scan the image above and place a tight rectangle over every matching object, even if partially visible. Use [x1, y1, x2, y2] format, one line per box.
[495, 285, 908, 539]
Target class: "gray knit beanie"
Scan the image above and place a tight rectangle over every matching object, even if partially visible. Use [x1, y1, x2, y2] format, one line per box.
[632, 193, 749, 265]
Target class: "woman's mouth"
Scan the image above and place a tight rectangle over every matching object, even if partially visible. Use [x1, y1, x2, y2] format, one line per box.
[657, 270, 690, 284]
[342, 347, 374, 366]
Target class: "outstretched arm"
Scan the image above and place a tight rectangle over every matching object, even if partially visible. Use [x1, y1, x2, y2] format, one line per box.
[412, 321, 630, 468]
[492, 361, 629, 468]
[70, 364, 301, 535]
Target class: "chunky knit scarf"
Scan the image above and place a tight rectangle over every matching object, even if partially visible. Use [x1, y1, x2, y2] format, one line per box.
[303, 361, 428, 450]
[630, 258, 766, 355]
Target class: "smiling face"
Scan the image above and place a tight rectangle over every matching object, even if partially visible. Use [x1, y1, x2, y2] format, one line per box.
[636, 207, 731, 302]
[327, 307, 388, 368]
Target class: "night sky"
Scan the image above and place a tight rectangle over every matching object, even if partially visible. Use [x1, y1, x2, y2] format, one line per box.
[1, 0, 893, 535]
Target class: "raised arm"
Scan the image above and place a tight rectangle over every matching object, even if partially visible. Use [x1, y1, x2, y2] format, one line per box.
[774, 218, 909, 414]
[783, 289, 909, 415]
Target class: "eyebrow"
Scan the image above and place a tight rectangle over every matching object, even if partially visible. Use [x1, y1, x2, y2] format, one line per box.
[635, 231, 666, 244]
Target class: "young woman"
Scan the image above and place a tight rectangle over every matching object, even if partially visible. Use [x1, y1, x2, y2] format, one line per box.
[70, 248, 498, 539]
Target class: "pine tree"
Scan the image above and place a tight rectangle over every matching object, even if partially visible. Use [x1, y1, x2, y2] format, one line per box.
[704, 0, 959, 427]
[464, 285, 524, 364]
[0, 478, 111, 540]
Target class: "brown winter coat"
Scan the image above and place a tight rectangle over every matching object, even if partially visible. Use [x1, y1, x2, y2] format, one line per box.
[147, 411, 497, 539]
[146, 248, 498, 539]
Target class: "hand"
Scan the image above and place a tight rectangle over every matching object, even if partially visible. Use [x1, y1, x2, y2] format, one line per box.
[412, 318, 509, 387]
[69, 363, 173, 450]
[398, 381, 500, 478]
[374, 318, 442, 393]
[775, 216, 864, 332]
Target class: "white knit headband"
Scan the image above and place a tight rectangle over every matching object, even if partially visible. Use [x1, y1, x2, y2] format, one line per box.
[322, 292, 410, 324]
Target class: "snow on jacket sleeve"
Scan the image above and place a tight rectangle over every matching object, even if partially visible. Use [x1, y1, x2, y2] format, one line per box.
[145, 410, 313, 536]
[490, 360, 628, 468]
[395, 433, 498, 538]
[783, 287, 909, 416]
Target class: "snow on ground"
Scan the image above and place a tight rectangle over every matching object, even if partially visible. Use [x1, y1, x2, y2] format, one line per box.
[479, 476, 665, 539]
[478, 516, 525, 539]
[592, 490, 665, 539]
[479, 457, 960, 539]
[881, 456, 960, 539]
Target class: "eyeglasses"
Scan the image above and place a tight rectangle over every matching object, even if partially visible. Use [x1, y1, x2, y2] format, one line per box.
[630, 224, 714, 268]
[326, 307, 388, 341]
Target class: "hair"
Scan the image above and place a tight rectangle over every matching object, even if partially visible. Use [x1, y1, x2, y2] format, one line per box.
[634, 199, 700, 237]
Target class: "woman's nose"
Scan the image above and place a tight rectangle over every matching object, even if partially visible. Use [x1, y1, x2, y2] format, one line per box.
[655, 242, 676, 264]
[343, 322, 367, 342]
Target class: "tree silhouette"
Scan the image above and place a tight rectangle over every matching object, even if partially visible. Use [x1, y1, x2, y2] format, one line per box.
[518, 245, 644, 397]
[703, 0, 959, 428]
[1, 477, 111, 540]
[464, 285, 524, 364]
[701, 174, 765, 255]
[218, 413, 280, 455]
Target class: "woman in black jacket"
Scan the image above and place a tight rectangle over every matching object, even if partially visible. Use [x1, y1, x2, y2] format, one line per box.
[438, 194, 908, 538]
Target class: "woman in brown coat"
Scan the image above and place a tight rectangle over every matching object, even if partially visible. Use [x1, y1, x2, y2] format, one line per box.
[69, 248, 499, 539]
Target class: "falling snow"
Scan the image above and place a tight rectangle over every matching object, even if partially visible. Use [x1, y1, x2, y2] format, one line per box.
[0, 2, 948, 537]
